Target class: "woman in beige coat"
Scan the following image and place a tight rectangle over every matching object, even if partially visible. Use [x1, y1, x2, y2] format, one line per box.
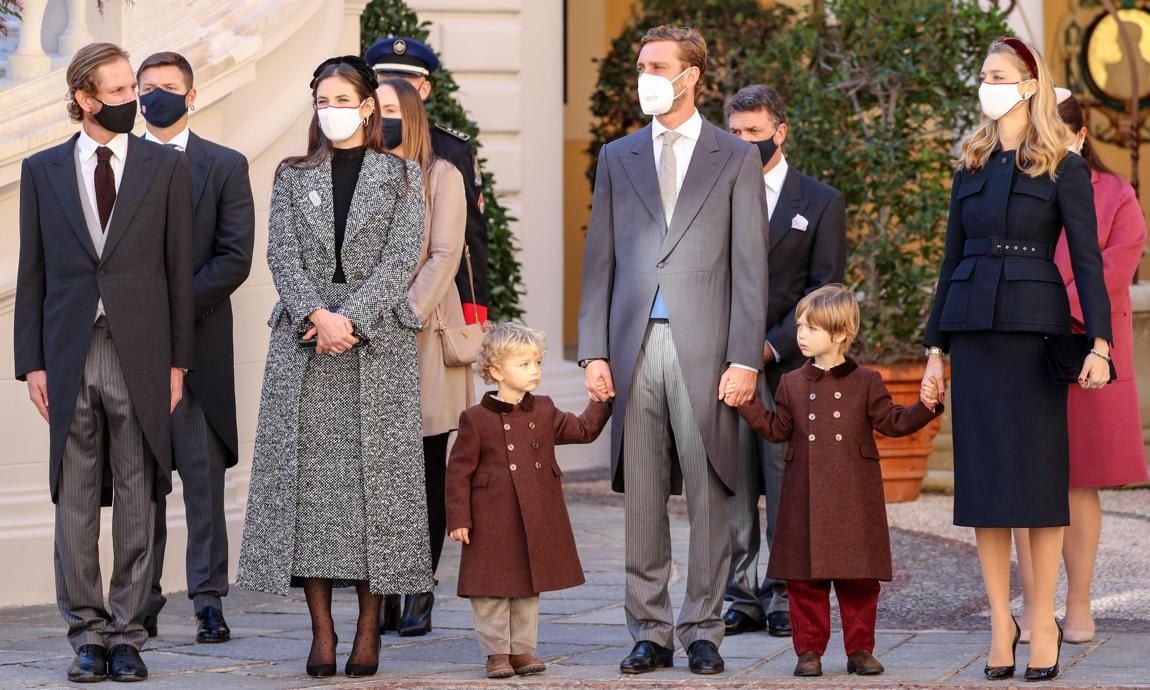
[375, 77, 476, 635]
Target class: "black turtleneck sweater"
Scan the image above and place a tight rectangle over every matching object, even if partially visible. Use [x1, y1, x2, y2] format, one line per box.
[331, 146, 366, 283]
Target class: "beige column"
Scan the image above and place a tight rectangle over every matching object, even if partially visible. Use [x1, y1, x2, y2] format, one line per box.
[7, 0, 53, 80]
[57, 0, 94, 56]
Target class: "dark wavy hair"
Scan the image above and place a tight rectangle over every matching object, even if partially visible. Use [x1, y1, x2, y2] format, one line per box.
[1056, 93, 1114, 176]
[278, 60, 387, 173]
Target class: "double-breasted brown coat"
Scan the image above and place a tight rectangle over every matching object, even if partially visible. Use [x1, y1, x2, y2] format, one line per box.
[738, 359, 941, 581]
[446, 393, 611, 598]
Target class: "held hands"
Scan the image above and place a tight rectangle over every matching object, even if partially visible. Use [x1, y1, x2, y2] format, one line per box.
[921, 354, 946, 413]
[25, 370, 49, 422]
[449, 527, 470, 544]
[305, 309, 359, 355]
[1078, 338, 1111, 390]
[170, 368, 184, 413]
[584, 360, 615, 403]
[719, 366, 757, 407]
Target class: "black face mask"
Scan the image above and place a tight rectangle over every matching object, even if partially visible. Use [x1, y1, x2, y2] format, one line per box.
[92, 98, 138, 134]
[754, 133, 779, 166]
[382, 117, 403, 150]
[140, 89, 189, 128]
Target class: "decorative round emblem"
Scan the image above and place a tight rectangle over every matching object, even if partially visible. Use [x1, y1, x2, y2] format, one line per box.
[1080, 8, 1150, 110]
[394, 39, 407, 55]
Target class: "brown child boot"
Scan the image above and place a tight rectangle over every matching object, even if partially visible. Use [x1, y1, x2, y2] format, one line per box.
[509, 653, 547, 675]
[486, 654, 515, 679]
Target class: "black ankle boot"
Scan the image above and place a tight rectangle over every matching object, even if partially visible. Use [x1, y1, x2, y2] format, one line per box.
[379, 594, 401, 635]
[398, 592, 434, 637]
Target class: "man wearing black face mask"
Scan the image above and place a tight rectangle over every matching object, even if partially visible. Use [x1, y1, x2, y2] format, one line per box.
[722, 84, 846, 640]
[136, 51, 254, 646]
[15, 42, 194, 683]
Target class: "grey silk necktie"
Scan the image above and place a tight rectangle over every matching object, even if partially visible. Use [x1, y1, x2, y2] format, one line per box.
[658, 130, 681, 228]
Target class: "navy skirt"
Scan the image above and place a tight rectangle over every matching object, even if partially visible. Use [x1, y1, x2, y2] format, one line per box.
[949, 331, 1069, 527]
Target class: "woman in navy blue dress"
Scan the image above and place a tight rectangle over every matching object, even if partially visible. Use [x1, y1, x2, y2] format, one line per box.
[920, 38, 1111, 682]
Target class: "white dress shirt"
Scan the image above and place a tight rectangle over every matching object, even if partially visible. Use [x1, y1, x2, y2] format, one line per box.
[651, 108, 702, 198]
[144, 126, 190, 152]
[763, 154, 789, 221]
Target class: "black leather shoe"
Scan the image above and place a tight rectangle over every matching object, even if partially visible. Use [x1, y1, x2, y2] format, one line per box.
[794, 651, 822, 677]
[847, 650, 885, 675]
[345, 631, 380, 677]
[1024, 623, 1063, 682]
[306, 632, 337, 677]
[687, 640, 725, 675]
[984, 616, 1020, 680]
[379, 594, 401, 634]
[619, 640, 674, 674]
[141, 615, 158, 639]
[722, 609, 765, 635]
[398, 591, 434, 637]
[195, 606, 231, 644]
[767, 610, 792, 637]
[67, 645, 108, 683]
[107, 644, 148, 682]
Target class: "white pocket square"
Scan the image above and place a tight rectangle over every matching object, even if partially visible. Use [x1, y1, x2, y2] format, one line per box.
[308, 190, 321, 207]
[791, 214, 809, 231]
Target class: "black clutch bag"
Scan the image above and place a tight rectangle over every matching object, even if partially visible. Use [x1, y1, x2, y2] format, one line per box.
[1042, 334, 1116, 384]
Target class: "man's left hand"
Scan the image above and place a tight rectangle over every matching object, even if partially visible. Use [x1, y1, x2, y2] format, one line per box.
[170, 368, 185, 413]
[718, 366, 757, 407]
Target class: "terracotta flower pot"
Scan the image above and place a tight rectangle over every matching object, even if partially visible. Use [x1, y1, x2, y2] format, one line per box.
[868, 361, 946, 503]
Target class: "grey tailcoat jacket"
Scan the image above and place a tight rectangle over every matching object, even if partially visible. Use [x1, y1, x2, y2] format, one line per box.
[236, 151, 434, 596]
[577, 117, 769, 494]
[15, 134, 195, 503]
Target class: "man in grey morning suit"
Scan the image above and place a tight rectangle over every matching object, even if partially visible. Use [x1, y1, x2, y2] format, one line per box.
[577, 26, 768, 676]
[722, 85, 847, 638]
[14, 43, 194, 683]
[137, 51, 254, 644]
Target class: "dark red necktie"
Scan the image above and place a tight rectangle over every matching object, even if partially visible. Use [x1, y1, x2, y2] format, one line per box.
[95, 146, 116, 232]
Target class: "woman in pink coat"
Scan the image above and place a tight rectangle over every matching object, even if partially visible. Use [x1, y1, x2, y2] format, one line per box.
[1018, 91, 1148, 645]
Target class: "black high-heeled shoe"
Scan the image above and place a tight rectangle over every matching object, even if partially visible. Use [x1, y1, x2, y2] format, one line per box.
[345, 631, 381, 677]
[1024, 622, 1063, 682]
[379, 594, 401, 634]
[984, 616, 1021, 680]
[398, 591, 434, 637]
[305, 631, 337, 677]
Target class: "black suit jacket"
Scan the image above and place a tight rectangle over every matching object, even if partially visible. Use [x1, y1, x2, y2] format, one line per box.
[182, 131, 255, 466]
[15, 133, 195, 503]
[763, 165, 847, 393]
[925, 152, 1111, 348]
[431, 125, 489, 306]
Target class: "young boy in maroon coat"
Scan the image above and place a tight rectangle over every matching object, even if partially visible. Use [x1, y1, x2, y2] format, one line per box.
[733, 285, 942, 678]
[446, 324, 611, 679]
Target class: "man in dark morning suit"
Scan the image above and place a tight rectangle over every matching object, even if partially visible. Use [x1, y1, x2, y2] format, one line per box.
[14, 43, 194, 683]
[721, 85, 847, 638]
[578, 27, 768, 676]
[136, 51, 254, 645]
[365, 36, 490, 319]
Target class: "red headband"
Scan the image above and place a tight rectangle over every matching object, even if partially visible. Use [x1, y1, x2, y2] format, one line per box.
[999, 36, 1040, 81]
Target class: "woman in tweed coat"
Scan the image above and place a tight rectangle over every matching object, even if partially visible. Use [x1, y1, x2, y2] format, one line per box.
[237, 57, 433, 678]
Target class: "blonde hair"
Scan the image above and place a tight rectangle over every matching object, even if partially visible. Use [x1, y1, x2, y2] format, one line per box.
[796, 284, 860, 352]
[477, 323, 546, 385]
[958, 38, 1067, 179]
[66, 42, 130, 123]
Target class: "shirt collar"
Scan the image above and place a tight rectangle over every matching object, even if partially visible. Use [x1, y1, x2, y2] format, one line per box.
[652, 108, 703, 142]
[77, 129, 129, 163]
[763, 154, 789, 193]
[144, 126, 190, 151]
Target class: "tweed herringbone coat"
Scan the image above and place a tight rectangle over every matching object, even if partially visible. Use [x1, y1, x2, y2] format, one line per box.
[237, 150, 434, 596]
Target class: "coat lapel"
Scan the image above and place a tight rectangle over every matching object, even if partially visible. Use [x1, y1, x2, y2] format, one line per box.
[769, 167, 807, 250]
[101, 136, 159, 263]
[343, 150, 388, 248]
[298, 162, 334, 258]
[185, 131, 213, 209]
[619, 125, 667, 229]
[660, 120, 729, 259]
[47, 134, 99, 262]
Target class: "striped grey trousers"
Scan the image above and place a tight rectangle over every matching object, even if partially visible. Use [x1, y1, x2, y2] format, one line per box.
[54, 317, 155, 651]
[623, 320, 730, 650]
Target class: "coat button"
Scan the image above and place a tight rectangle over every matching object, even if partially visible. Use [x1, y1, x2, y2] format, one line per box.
[808, 433, 816, 442]
[834, 392, 842, 399]
[809, 393, 817, 400]
[657, 261, 666, 268]
[98, 269, 106, 276]
[833, 411, 841, 418]
[503, 423, 511, 431]
[507, 444, 515, 451]
[510, 463, 517, 471]
[528, 421, 536, 429]
[535, 462, 542, 469]
[353, 272, 364, 281]
[835, 433, 843, 441]
[808, 413, 816, 421]
[1000, 155, 1008, 164]
[532, 441, 540, 449]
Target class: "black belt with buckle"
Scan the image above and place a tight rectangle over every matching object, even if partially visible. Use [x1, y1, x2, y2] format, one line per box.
[963, 237, 1052, 260]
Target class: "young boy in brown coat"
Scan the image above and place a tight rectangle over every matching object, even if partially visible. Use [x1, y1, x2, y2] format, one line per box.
[446, 323, 611, 679]
[731, 285, 942, 678]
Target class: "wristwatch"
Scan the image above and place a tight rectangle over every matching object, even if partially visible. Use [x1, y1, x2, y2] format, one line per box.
[578, 358, 604, 369]
[924, 346, 944, 358]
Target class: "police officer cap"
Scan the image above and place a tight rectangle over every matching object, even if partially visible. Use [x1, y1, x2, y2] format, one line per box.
[364, 36, 440, 77]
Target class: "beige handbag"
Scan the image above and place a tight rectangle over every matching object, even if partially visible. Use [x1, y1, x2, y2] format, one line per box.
[435, 246, 484, 367]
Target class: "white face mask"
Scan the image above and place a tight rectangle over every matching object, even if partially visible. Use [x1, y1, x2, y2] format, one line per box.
[978, 81, 1031, 121]
[637, 69, 690, 116]
[317, 99, 367, 143]
[1067, 132, 1085, 155]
